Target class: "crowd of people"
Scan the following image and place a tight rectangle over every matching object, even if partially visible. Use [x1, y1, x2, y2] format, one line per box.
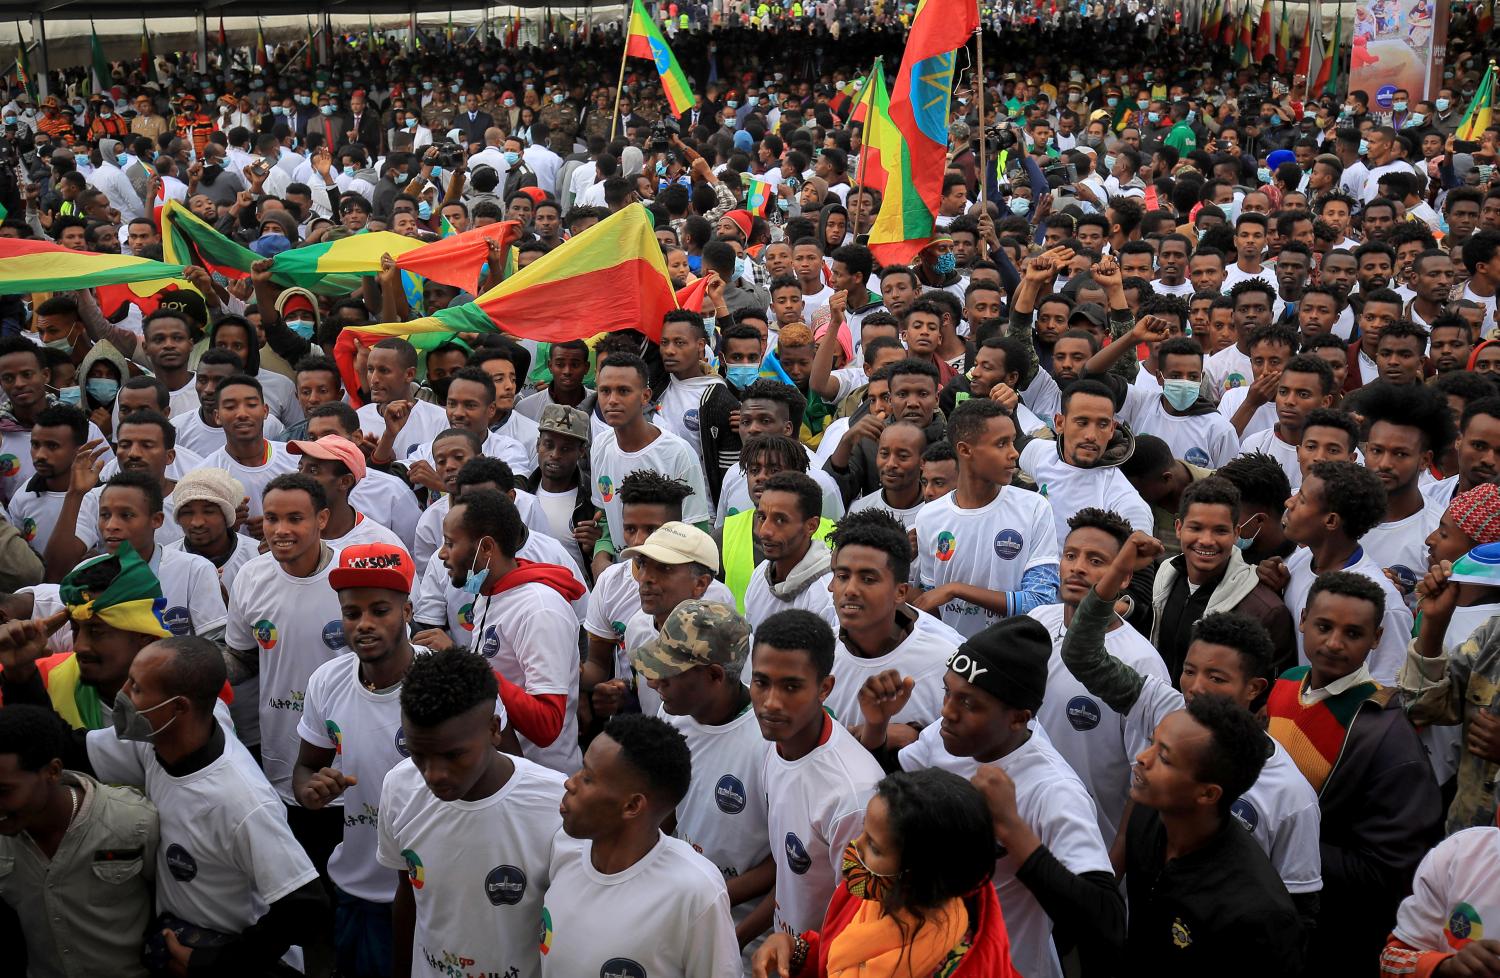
[2, 1, 1500, 977]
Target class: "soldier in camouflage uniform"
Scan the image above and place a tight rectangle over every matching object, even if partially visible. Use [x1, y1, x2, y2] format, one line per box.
[537, 87, 578, 154]
[581, 89, 616, 144]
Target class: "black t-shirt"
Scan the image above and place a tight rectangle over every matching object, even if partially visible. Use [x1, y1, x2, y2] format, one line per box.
[1123, 806, 1305, 976]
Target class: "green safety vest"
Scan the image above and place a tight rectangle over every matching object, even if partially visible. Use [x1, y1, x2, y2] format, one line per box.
[723, 509, 834, 614]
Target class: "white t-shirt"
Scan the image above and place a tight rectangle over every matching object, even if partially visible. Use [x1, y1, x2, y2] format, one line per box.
[350, 468, 423, 553]
[533, 486, 585, 572]
[1018, 440, 1152, 549]
[1392, 827, 1500, 954]
[582, 559, 734, 687]
[1221, 263, 1276, 293]
[324, 511, 405, 552]
[150, 546, 229, 637]
[412, 491, 553, 574]
[743, 559, 837, 633]
[591, 428, 712, 550]
[826, 609, 962, 726]
[1149, 278, 1196, 297]
[377, 756, 565, 978]
[468, 581, 582, 775]
[1461, 283, 1496, 334]
[1216, 385, 1278, 436]
[1123, 392, 1242, 468]
[492, 411, 541, 475]
[715, 459, 844, 526]
[1360, 497, 1445, 602]
[654, 374, 727, 460]
[7, 487, 65, 556]
[1111, 673, 1323, 894]
[298, 647, 476, 903]
[1283, 546, 1413, 684]
[172, 409, 285, 457]
[0, 422, 110, 506]
[1238, 427, 1303, 490]
[357, 398, 451, 461]
[71, 483, 183, 553]
[846, 490, 924, 529]
[540, 832, 741, 978]
[900, 724, 1112, 978]
[663, 707, 772, 912]
[165, 532, 261, 594]
[764, 718, 884, 935]
[1205, 344, 1253, 396]
[86, 726, 318, 935]
[405, 428, 530, 480]
[915, 487, 1059, 638]
[198, 441, 300, 517]
[224, 549, 347, 802]
[1027, 603, 1171, 841]
[1022, 368, 1063, 423]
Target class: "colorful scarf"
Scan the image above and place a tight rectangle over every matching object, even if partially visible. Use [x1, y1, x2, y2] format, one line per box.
[1266, 665, 1390, 793]
[825, 897, 969, 978]
[59, 542, 171, 639]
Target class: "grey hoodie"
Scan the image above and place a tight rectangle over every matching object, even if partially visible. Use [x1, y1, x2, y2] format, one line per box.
[766, 539, 833, 600]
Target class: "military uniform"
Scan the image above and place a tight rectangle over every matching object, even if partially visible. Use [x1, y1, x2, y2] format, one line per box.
[538, 99, 578, 151]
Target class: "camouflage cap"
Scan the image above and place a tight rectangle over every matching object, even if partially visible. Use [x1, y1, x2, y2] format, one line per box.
[629, 600, 751, 681]
[538, 403, 590, 444]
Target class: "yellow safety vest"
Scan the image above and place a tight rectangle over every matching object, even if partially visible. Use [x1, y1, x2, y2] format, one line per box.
[723, 509, 835, 614]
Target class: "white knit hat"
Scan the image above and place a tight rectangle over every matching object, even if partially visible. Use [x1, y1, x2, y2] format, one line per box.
[171, 468, 245, 528]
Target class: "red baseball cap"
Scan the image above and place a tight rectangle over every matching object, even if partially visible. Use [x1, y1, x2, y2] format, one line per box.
[288, 434, 366, 481]
[329, 543, 416, 593]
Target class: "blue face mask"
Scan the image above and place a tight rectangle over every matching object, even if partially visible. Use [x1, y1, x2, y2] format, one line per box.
[462, 542, 491, 595]
[1106, 96, 1119, 108]
[1009, 197, 1030, 216]
[733, 257, 747, 281]
[504, 150, 520, 166]
[656, 162, 668, 176]
[57, 386, 82, 406]
[344, 165, 356, 177]
[934, 252, 957, 275]
[86, 378, 120, 403]
[116, 153, 130, 167]
[1147, 111, 1161, 124]
[320, 104, 333, 116]
[430, 166, 444, 185]
[1359, 138, 1369, 156]
[552, 94, 564, 104]
[777, 197, 790, 212]
[417, 201, 432, 220]
[1185, 109, 1196, 123]
[1269, 114, 1282, 127]
[296, 95, 311, 105]
[726, 364, 760, 389]
[1436, 97, 1451, 112]
[286, 318, 315, 340]
[1233, 516, 1261, 551]
[727, 100, 739, 109]
[1161, 379, 1200, 411]
[1256, 166, 1272, 185]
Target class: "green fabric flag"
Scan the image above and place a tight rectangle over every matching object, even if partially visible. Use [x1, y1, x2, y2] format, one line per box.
[89, 25, 111, 94]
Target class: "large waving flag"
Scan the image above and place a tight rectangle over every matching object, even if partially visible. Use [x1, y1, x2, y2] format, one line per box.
[334, 205, 675, 404]
[626, 0, 695, 116]
[1311, 5, 1342, 98]
[867, 0, 977, 265]
[0, 240, 186, 293]
[1458, 63, 1497, 143]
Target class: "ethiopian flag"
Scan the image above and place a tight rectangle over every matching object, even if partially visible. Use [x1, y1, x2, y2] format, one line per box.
[272, 222, 519, 293]
[88, 24, 111, 95]
[161, 200, 259, 280]
[745, 175, 775, 217]
[1458, 63, 1496, 143]
[626, 0, 694, 116]
[0, 239, 186, 293]
[867, 0, 976, 265]
[851, 59, 894, 195]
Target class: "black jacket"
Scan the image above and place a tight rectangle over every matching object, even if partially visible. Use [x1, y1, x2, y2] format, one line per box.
[1124, 808, 1305, 975]
[825, 413, 946, 507]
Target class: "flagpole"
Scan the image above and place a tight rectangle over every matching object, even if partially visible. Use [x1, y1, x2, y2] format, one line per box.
[974, 14, 986, 223]
[610, 20, 630, 141]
